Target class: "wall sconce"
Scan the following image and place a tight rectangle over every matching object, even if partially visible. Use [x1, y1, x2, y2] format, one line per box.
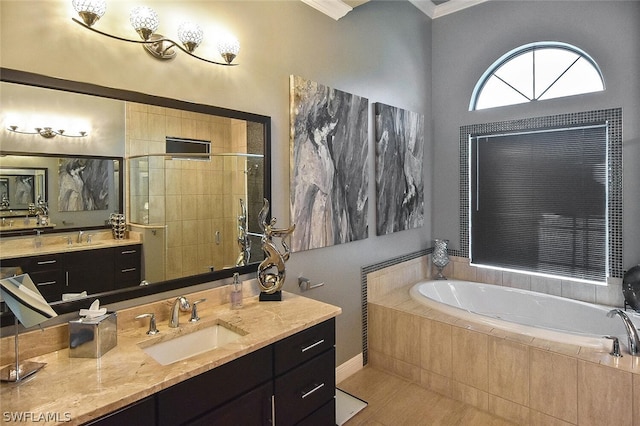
[71, 0, 240, 66]
[7, 126, 88, 139]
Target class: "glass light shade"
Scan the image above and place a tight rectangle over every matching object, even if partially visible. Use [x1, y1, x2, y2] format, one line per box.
[72, 0, 106, 27]
[217, 34, 240, 65]
[177, 22, 203, 53]
[129, 6, 159, 41]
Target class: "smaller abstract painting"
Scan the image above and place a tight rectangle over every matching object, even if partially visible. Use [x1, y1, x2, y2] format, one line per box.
[58, 158, 110, 212]
[374, 102, 424, 235]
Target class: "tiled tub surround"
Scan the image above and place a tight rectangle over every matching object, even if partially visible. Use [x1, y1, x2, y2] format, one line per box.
[0, 283, 341, 425]
[366, 256, 640, 426]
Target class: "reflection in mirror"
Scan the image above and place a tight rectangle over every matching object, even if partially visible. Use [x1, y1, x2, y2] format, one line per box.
[128, 152, 264, 283]
[0, 167, 47, 217]
[0, 68, 271, 327]
[0, 154, 122, 233]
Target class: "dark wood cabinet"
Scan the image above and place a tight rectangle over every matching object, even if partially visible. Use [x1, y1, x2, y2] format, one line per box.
[157, 345, 273, 426]
[83, 396, 156, 426]
[64, 247, 115, 294]
[274, 319, 336, 426]
[83, 318, 336, 426]
[114, 246, 142, 289]
[1, 253, 64, 302]
[1, 244, 142, 300]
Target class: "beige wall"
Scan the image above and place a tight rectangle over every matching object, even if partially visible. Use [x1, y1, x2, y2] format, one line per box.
[0, 0, 433, 364]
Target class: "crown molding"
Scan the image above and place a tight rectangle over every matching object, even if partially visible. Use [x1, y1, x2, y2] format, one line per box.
[432, 0, 491, 18]
[408, 0, 437, 18]
[302, 0, 491, 21]
[300, 0, 354, 20]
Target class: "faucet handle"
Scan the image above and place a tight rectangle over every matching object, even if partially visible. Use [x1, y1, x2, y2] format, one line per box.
[136, 313, 159, 335]
[190, 299, 207, 322]
[604, 335, 622, 357]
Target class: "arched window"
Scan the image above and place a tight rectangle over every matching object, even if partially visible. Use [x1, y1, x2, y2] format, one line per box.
[470, 42, 605, 111]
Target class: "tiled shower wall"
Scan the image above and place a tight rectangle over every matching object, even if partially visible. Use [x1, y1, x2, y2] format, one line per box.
[126, 103, 246, 279]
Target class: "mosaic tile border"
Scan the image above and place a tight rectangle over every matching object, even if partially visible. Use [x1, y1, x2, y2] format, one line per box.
[459, 108, 623, 279]
[360, 248, 430, 365]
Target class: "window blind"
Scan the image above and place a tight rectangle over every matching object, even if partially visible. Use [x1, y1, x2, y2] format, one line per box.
[470, 124, 608, 282]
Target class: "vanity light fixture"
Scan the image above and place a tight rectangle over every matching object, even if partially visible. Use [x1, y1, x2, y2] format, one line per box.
[71, 0, 240, 66]
[7, 125, 88, 139]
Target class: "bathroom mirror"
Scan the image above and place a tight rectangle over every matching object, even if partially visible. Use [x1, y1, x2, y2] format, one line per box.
[0, 166, 47, 217]
[0, 155, 121, 232]
[0, 68, 271, 327]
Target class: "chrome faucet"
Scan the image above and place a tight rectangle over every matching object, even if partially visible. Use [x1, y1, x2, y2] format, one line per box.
[169, 296, 190, 328]
[77, 230, 84, 243]
[607, 309, 640, 356]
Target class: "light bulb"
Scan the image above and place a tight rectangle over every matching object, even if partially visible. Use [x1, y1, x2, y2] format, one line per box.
[129, 6, 159, 41]
[217, 34, 240, 65]
[72, 0, 106, 27]
[178, 22, 204, 53]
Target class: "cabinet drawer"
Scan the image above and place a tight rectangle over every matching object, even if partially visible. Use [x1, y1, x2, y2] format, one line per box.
[274, 318, 335, 375]
[297, 398, 336, 426]
[29, 270, 63, 302]
[115, 245, 141, 269]
[4, 253, 63, 273]
[189, 381, 273, 426]
[29, 254, 63, 271]
[274, 347, 335, 426]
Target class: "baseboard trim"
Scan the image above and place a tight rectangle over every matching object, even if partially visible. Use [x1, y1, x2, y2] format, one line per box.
[336, 353, 363, 384]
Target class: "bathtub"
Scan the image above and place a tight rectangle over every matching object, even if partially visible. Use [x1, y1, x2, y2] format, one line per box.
[410, 280, 640, 350]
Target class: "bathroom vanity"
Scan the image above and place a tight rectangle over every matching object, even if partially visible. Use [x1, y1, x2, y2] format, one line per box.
[0, 289, 341, 426]
[1, 238, 142, 302]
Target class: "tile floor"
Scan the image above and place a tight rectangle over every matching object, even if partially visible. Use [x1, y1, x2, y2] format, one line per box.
[338, 366, 516, 425]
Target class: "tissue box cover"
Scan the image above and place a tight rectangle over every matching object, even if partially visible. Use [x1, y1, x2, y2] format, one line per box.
[69, 312, 117, 358]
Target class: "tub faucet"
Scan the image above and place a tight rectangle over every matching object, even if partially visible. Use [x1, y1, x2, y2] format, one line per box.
[169, 296, 190, 328]
[607, 309, 640, 356]
[77, 230, 84, 243]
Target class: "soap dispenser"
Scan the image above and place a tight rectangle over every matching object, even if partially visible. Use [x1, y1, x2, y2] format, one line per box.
[34, 229, 43, 248]
[230, 272, 243, 309]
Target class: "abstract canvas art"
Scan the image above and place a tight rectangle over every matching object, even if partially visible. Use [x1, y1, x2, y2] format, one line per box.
[374, 102, 424, 235]
[58, 158, 110, 212]
[290, 76, 369, 251]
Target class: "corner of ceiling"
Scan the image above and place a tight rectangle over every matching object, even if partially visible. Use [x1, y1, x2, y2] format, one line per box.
[299, 0, 490, 21]
[408, 0, 437, 18]
[299, 0, 354, 20]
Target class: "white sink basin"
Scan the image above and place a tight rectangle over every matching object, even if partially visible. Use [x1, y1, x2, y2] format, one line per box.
[140, 322, 245, 365]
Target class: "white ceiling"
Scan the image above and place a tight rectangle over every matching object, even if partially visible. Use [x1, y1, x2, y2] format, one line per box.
[300, 0, 490, 20]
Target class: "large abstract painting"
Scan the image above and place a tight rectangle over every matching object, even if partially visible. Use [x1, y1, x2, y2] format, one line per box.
[290, 75, 369, 251]
[374, 102, 424, 235]
[58, 158, 110, 211]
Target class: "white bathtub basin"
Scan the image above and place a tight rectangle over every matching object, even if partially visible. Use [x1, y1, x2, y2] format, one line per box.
[410, 279, 640, 349]
[140, 322, 246, 365]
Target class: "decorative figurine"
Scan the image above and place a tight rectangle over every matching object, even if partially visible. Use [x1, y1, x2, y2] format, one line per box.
[257, 198, 295, 301]
[235, 199, 251, 267]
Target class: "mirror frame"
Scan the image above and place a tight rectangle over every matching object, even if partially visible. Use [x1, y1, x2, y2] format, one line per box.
[0, 68, 271, 327]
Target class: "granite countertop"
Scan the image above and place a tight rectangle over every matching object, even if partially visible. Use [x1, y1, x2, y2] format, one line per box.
[0, 232, 142, 260]
[0, 291, 341, 425]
